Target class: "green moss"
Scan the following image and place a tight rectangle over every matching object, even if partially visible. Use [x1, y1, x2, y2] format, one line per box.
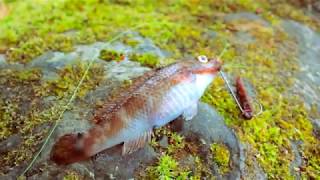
[146, 154, 190, 180]
[99, 49, 125, 62]
[122, 38, 140, 47]
[129, 53, 160, 68]
[210, 143, 230, 174]
[43, 61, 104, 98]
[202, 20, 319, 178]
[63, 171, 83, 180]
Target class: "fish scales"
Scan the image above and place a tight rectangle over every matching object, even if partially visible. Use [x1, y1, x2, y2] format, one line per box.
[50, 59, 222, 165]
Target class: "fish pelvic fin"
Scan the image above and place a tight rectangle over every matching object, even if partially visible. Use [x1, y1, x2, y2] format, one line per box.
[122, 130, 152, 155]
[50, 133, 89, 165]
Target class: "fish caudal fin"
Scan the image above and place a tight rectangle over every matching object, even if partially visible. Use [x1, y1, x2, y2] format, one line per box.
[50, 133, 89, 165]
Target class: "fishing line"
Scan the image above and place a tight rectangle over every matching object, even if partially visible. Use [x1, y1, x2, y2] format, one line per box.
[216, 43, 245, 112]
[216, 43, 263, 117]
[20, 23, 147, 177]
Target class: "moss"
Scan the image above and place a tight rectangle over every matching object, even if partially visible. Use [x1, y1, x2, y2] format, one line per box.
[210, 143, 230, 174]
[122, 38, 140, 47]
[129, 53, 160, 68]
[202, 19, 320, 178]
[146, 154, 190, 179]
[0, 68, 54, 171]
[63, 171, 83, 180]
[43, 61, 104, 98]
[99, 49, 125, 62]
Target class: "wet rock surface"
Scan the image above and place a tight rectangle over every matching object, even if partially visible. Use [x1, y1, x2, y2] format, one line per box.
[282, 20, 320, 110]
[0, 134, 22, 154]
[181, 102, 245, 179]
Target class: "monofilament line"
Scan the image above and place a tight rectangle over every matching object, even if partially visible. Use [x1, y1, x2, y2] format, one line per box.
[217, 43, 245, 113]
[20, 24, 146, 177]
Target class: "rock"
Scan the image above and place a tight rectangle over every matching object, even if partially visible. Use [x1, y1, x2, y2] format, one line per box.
[158, 135, 169, 148]
[313, 1, 320, 12]
[223, 12, 270, 27]
[282, 20, 320, 110]
[92, 144, 158, 179]
[178, 155, 196, 173]
[312, 119, 320, 139]
[0, 54, 6, 67]
[290, 140, 303, 179]
[0, 134, 22, 153]
[242, 144, 267, 180]
[182, 102, 245, 179]
[234, 31, 256, 45]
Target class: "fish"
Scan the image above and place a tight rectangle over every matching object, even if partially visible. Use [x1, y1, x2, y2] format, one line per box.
[50, 58, 222, 165]
[235, 76, 253, 119]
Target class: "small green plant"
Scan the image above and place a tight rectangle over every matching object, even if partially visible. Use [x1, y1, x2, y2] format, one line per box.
[210, 143, 230, 174]
[43, 61, 104, 98]
[168, 132, 185, 154]
[129, 53, 159, 68]
[99, 49, 125, 62]
[147, 154, 190, 179]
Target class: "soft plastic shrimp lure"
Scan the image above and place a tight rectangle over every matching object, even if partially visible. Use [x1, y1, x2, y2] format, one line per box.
[197, 55, 263, 119]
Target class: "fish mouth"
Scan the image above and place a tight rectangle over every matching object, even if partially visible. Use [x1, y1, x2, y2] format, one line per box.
[192, 59, 222, 75]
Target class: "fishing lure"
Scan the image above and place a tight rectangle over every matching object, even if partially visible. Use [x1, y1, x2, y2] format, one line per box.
[235, 76, 253, 119]
[219, 69, 262, 119]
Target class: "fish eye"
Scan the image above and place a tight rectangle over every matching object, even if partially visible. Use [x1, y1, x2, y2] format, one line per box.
[197, 55, 208, 63]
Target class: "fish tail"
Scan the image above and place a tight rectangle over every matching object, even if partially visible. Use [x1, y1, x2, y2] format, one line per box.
[50, 133, 89, 165]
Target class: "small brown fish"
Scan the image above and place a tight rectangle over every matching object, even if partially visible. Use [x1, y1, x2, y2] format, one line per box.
[51, 58, 222, 165]
[235, 76, 254, 119]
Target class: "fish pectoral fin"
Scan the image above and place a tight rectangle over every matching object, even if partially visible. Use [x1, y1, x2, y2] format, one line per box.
[122, 130, 152, 155]
[182, 102, 198, 121]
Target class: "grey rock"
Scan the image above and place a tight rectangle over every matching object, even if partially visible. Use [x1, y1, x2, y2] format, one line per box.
[224, 12, 270, 26]
[290, 140, 303, 179]
[241, 144, 267, 180]
[234, 31, 256, 45]
[92, 144, 158, 179]
[0, 134, 22, 153]
[0, 54, 6, 67]
[182, 102, 246, 180]
[282, 20, 320, 110]
[312, 119, 320, 139]
[159, 135, 169, 148]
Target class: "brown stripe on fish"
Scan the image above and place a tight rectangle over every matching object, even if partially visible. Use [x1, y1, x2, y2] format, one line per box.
[92, 70, 158, 125]
[192, 66, 220, 75]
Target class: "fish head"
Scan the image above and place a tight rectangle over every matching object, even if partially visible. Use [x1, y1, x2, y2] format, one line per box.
[183, 56, 222, 94]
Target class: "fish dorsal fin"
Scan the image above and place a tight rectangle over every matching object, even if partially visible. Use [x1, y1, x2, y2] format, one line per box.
[122, 130, 152, 155]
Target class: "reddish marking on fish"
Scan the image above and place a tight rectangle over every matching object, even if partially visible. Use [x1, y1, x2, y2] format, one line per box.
[50, 134, 89, 165]
[192, 60, 222, 75]
[170, 70, 194, 84]
[235, 76, 253, 119]
[50, 59, 222, 165]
